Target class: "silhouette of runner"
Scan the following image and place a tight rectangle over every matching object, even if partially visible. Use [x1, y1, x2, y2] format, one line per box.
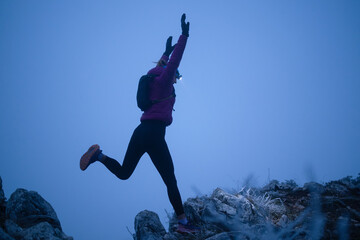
[80, 14, 199, 234]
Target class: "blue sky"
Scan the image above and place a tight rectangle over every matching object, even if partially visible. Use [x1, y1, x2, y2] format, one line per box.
[1, 1, 359, 239]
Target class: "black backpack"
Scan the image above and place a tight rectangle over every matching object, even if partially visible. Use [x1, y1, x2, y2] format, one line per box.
[136, 74, 175, 111]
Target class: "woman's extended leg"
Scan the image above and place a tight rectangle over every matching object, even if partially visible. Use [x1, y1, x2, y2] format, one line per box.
[147, 138, 185, 216]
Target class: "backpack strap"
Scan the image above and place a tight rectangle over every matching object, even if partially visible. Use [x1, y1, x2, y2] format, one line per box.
[152, 90, 176, 104]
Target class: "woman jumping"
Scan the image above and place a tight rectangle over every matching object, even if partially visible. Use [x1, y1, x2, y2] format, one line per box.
[80, 14, 199, 234]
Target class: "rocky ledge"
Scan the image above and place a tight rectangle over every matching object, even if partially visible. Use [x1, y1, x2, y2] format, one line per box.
[1, 175, 359, 240]
[0, 177, 72, 240]
[134, 175, 360, 240]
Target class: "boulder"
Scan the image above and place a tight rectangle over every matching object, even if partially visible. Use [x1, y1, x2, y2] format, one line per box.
[211, 188, 262, 223]
[205, 232, 247, 240]
[4, 219, 23, 239]
[167, 188, 271, 238]
[21, 221, 73, 240]
[0, 177, 6, 227]
[134, 210, 166, 240]
[0, 177, 5, 204]
[135, 175, 360, 240]
[0, 227, 15, 240]
[163, 232, 178, 240]
[6, 188, 61, 230]
[1, 186, 73, 240]
[323, 176, 360, 197]
[182, 196, 204, 224]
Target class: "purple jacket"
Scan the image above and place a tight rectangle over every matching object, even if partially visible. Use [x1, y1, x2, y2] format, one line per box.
[140, 35, 188, 126]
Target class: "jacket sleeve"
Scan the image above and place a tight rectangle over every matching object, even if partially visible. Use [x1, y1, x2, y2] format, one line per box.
[158, 35, 188, 85]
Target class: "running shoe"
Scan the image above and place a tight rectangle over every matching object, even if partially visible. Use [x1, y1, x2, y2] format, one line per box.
[80, 144, 100, 171]
[176, 222, 201, 234]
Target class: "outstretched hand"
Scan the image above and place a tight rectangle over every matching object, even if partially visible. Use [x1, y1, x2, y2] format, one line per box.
[164, 36, 177, 57]
[181, 13, 190, 37]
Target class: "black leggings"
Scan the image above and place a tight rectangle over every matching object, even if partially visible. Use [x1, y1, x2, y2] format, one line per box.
[100, 120, 185, 216]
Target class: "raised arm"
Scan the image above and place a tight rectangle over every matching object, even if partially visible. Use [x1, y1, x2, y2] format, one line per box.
[158, 14, 190, 84]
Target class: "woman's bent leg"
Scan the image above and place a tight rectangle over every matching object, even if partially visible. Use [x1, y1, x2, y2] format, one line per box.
[101, 126, 145, 180]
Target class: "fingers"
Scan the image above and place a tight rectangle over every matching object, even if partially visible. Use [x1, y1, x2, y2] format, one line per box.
[164, 36, 176, 56]
[181, 13, 189, 30]
[181, 14, 190, 37]
[166, 36, 173, 46]
[181, 13, 186, 23]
